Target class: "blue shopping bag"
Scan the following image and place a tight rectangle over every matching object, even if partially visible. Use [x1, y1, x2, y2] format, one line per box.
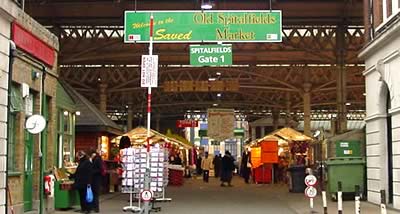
[86, 185, 93, 203]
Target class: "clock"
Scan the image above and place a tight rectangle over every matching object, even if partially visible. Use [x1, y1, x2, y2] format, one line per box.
[25, 114, 46, 134]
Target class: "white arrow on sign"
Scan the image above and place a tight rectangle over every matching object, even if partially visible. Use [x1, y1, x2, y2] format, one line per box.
[305, 186, 318, 198]
[140, 190, 153, 202]
[304, 175, 318, 186]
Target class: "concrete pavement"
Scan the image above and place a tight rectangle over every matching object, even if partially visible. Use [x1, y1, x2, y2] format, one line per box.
[54, 176, 399, 214]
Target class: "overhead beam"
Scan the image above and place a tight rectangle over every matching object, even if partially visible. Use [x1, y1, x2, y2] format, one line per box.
[25, 0, 364, 25]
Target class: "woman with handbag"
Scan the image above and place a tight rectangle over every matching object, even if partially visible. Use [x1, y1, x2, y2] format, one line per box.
[70, 151, 94, 213]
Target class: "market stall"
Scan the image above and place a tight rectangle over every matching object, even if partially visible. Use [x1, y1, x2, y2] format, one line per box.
[248, 128, 313, 190]
[111, 127, 193, 186]
[53, 167, 79, 209]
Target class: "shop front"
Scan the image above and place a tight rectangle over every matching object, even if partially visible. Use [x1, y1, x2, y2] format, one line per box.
[7, 13, 59, 213]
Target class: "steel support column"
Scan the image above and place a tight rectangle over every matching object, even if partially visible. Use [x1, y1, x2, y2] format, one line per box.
[156, 114, 161, 132]
[303, 83, 312, 136]
[260, 126, 265, 138]
[99, 83, 107, 113]
[127, 103, 134, 131]
[285, 93, 292, 127]
[251, 126, 257, 141]
[273, 108, 280, 130]
[336, 24, 347, 133]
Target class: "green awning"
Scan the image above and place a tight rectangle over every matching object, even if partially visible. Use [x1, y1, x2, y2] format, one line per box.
[56, 82, 76, 111]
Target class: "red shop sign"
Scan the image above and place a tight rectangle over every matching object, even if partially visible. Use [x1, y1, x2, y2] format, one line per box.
[176, 120, 198, 128]
[12, 22, 55, 67]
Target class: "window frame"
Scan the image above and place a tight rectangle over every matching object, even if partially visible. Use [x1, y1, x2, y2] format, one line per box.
[7, 113, 18, 172]
[377, 0, 400, 31]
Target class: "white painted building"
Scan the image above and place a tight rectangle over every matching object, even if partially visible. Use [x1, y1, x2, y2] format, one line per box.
[359, 0, 400, 209]
[0, 1, 19, 213]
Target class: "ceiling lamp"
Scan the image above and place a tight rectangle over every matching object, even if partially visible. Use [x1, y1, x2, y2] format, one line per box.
[201, 0, 213, 9]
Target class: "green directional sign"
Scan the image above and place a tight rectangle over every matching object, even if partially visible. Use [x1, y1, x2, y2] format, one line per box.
[190, 44, 232, 66]
[124, 10, 282, 43]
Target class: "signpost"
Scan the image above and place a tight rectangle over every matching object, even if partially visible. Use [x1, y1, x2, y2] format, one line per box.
[190, 44, 232, 66]
[305, 175, 318, 213]
[124, 10, 282, 43]
[140, 190, 153, 202]
[305, 175, 318, 187]
[141, 55, 158, 87]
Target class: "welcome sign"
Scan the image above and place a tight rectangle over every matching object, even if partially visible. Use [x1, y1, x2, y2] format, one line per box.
[124, 10, 282, 43]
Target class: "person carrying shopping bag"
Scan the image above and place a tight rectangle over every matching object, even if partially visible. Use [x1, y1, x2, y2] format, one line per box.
[70, 151, 94, 213]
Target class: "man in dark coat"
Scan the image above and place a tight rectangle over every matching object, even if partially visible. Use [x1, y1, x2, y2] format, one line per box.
[71, 151, 93, 213]
[220, 151, 235, 187]
[241, 150, 251, 184]
[90, 150, 104, 213]
[212, 154, 222, 178]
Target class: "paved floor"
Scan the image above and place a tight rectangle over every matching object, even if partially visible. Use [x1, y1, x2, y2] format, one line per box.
[55, 176, 399, 214]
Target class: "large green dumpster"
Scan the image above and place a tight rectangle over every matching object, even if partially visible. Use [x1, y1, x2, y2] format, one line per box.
[327, 157, 365, 199]
[335, 140, 361, 157]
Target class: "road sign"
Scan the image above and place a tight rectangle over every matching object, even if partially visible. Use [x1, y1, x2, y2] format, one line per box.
[305, 186, 318, 198]
[176, 120, 198, 128]
[304, 175, 318, 186]
[141, 55, 158, 87]
[190, 44, 232, 66]
[140, 190, 153, 202]
[124, 10, 282, 43]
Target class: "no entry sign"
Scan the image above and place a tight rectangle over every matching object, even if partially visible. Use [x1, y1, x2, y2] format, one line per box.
[304, 175, 318, 187]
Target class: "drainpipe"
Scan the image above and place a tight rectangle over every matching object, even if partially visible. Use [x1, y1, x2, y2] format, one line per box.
[6, 40, 16, 214]
[39, 65, 46, 214]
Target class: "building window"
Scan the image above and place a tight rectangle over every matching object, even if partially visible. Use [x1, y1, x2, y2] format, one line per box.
[7, 114, 17, 171]
[57, 110, 74, 167]
[382, 0, 400, 22]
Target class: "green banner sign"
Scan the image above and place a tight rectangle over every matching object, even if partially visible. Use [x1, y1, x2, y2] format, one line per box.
[190, 44, 232, 66]
[124, 10, 282, 43]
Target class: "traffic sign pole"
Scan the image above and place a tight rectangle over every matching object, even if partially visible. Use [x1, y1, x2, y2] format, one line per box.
[144, 14, 154, 214]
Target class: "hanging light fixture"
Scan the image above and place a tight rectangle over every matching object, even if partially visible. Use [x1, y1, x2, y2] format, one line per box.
[201, 0, 213, 10]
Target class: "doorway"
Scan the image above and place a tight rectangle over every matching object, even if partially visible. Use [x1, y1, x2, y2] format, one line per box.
[386, 88, 393, 204]
[24, 130, 34, 211]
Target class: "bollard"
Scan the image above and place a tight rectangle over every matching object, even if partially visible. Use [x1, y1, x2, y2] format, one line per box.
[320, 162, 328, 214]
[355, 185, 361, 214]
[322, 191, 328, 214]
[310, 197, 314, 211]
[380, 190, 387, 214]
[338, 181, 343, 214]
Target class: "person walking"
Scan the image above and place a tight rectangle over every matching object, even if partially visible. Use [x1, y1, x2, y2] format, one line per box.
[71, 151, 93, 213]
[220, 151, 235, 187]
[201, 152, 213, 182]
[90, 149, 104, 213]
[241, 149, 252, 184]
[212, 154, 222, 178]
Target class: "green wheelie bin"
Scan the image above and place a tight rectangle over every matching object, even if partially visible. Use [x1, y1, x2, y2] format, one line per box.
[326, 157, 365, 200]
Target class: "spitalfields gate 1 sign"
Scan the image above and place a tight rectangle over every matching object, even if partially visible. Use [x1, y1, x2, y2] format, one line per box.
[124, 10, 282, 43]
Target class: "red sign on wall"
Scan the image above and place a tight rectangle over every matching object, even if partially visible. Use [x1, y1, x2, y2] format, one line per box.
[12, 22, 55, 67]
[176, 120, 198, 128]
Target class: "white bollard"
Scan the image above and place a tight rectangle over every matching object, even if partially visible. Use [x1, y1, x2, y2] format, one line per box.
[322, 191, 328, 214]
[355, 185, 360, 214]
[338, 182, 343, 214]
